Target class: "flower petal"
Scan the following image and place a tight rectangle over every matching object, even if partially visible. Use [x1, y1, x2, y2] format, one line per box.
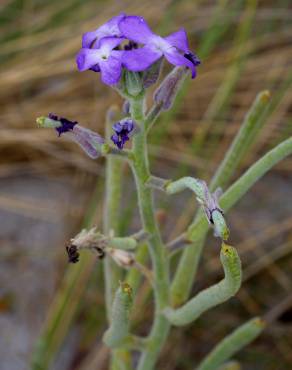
[99, 56, 122, 85]
[82, 13, 125, 48]
[164, 50, 196, 78]
[76, 48, 101, 71]
[122, 46, 162, 71]
[76, 49, 104, 72]
[164, 28, 189, 53]
[98, 36, 125, 52]
[118, 15, 155, 44]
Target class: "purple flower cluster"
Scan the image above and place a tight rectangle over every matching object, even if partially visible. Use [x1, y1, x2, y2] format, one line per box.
[76, 13, 200, 85]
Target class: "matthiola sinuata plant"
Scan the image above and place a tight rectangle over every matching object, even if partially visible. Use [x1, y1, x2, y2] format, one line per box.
[34, 13, 292, 370]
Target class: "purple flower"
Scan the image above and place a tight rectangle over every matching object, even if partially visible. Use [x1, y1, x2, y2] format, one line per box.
[118, 16, 200, 77]
[111, 118, 135, 149]
[46, 114, 105, 159]
[76, 36, 124, 85]
[82, 13, 126, 48]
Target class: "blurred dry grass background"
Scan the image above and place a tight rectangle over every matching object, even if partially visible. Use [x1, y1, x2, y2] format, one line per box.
[0, 0, 292, 369]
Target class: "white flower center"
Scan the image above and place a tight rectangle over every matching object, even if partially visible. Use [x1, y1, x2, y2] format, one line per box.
[151, 36, 174, 53]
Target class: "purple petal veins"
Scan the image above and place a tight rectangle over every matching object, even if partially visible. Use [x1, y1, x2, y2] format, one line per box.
[70, 125, 104, 159]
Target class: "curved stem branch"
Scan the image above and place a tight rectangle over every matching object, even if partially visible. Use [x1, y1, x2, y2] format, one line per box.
[171, 137, 292, 306]
[164, 244, 241, 326]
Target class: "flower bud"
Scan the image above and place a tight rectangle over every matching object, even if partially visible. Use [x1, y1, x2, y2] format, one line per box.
[154, 66, 188, 111]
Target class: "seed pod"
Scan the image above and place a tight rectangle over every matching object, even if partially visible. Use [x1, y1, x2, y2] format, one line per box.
[164, 243, 242, 326]
[103, 282, 133, 348]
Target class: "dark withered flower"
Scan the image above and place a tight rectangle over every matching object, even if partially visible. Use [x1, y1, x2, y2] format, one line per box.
[66, 244, 80, 264]
[37, 114, 105, 159]
[111, 118, 135, 149]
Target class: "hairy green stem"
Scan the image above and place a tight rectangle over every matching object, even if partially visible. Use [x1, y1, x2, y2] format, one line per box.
[130, 95, 170, 370]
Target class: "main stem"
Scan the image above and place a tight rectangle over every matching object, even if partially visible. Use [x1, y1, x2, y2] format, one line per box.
[130, 95, 170, 370]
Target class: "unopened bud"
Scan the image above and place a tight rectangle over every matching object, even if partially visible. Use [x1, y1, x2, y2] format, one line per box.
[154, 66, 188, 111]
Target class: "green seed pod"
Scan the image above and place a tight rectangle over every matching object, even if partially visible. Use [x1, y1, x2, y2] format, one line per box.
[164, 244, 242, 326]
[103, 282, 133, 348]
